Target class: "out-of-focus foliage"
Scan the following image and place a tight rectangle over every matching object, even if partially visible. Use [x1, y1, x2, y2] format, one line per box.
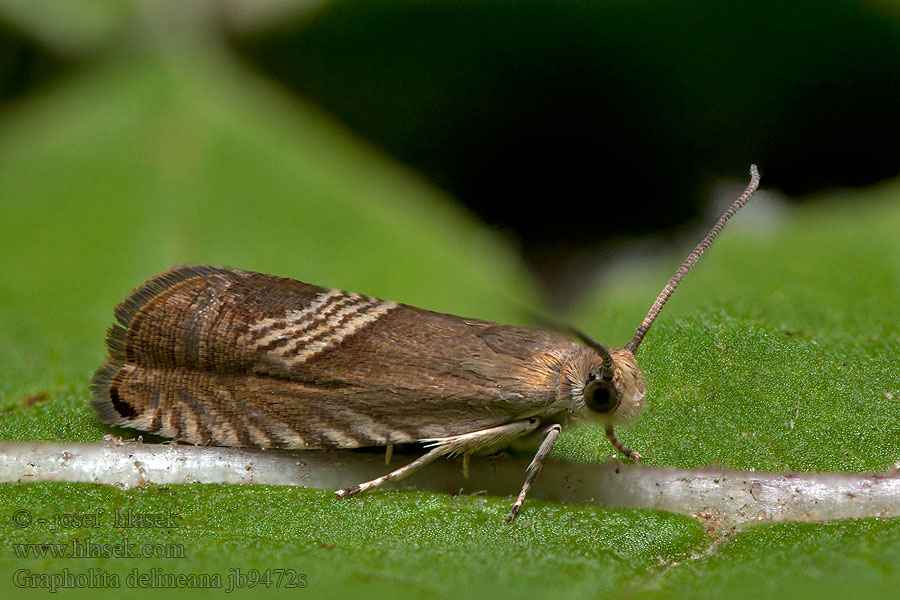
[5, 1, 900, 287]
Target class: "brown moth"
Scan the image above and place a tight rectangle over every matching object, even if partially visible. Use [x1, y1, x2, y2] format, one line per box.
[92, 166, 760, 520]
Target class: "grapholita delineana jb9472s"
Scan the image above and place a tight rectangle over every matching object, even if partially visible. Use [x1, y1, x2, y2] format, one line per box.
[91, 165, 761, 520]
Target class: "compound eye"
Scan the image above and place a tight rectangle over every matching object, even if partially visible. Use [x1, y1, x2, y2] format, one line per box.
[584, 375, 620, 414]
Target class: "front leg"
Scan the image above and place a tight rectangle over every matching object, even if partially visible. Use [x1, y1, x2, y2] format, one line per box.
[605, 425, 642, 461]
[506, 424, 562, 521]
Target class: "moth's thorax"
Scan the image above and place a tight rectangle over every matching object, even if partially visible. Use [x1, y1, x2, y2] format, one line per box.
[559, 347, 646, 425]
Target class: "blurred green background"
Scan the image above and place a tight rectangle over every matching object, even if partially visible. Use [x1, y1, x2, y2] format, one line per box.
[2, 1, 900, 598]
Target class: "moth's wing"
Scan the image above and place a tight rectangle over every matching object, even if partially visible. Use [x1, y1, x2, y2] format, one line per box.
[92, 265, 581, 448]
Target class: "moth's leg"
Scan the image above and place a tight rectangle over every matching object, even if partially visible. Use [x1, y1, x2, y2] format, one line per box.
[336, 444, 447, 497]
[605, 425, 642, 461]
[385, 443, 394, 466]
[336, 419, 540, 498]
[462, 454, 471, 480]
[506, 424, 562, 522]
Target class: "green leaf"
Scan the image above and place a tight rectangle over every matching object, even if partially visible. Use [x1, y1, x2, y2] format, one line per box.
[2, 40, 900, 600]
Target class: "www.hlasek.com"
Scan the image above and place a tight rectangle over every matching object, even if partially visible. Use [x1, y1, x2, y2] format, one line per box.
[13, 568, 308, 593]
[14, 539, 184, 559]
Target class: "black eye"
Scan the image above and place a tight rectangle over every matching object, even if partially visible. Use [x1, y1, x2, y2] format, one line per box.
[584, 377, 620, 414]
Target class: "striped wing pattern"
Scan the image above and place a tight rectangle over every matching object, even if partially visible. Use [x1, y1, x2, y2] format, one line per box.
[92, 265, 575, 449]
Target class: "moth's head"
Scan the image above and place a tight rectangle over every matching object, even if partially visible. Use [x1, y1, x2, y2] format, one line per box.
[562, 166, 760, 446]
[567, 346, 646, 426]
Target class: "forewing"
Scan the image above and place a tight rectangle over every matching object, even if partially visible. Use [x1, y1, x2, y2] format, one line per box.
[92, 265, 579, 448]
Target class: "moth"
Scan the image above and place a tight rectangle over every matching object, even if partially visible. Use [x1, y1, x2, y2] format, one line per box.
[92, 166, 760, 520]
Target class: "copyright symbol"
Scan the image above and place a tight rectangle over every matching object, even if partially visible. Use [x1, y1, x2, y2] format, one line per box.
[12, 509, 32, 528]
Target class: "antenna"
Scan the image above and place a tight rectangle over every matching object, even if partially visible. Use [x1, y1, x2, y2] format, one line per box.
[626, 165, 761, 354]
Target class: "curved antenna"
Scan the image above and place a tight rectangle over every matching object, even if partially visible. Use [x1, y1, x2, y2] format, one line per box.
[570, 329, 615, 381]
[626, 165, 761, 355]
